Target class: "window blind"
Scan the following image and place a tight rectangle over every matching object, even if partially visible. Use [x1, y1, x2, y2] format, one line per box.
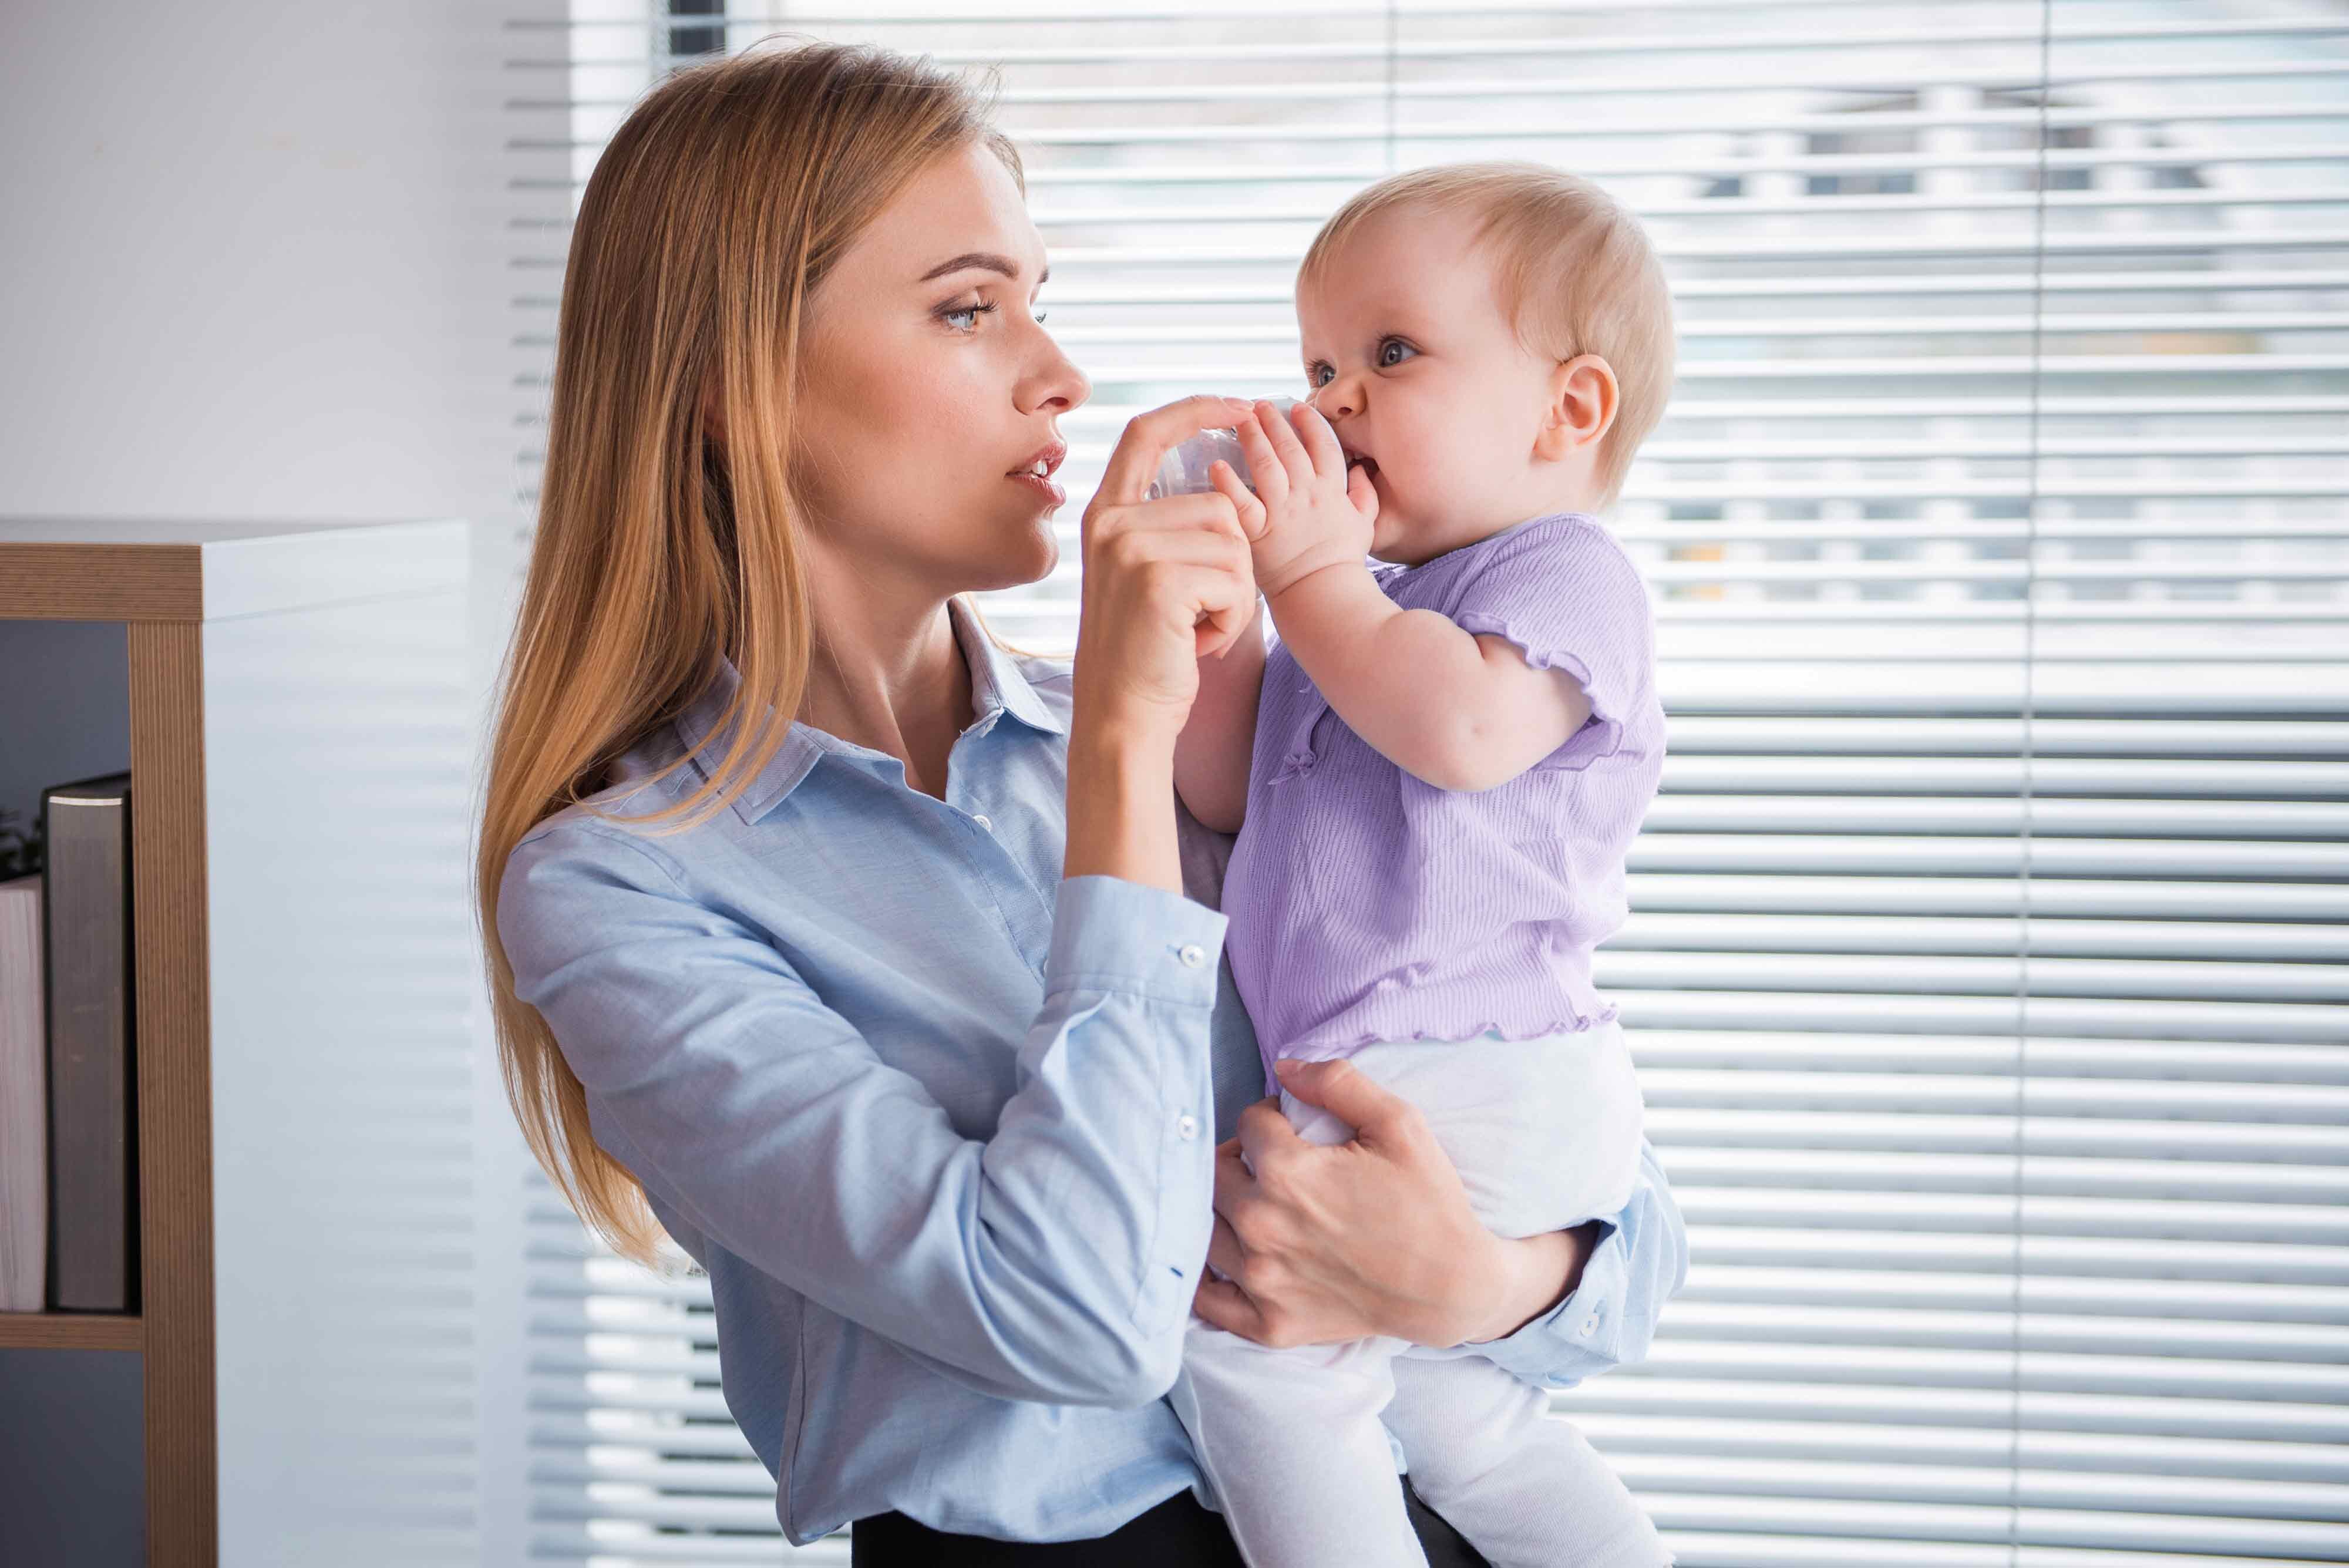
[509, 3, 2349, 1562]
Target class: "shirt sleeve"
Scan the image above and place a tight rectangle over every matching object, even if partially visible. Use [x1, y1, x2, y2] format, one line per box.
[1442, 1138, 1688, 1390]
[1448, 519, 1658, 772]
[497, 821, 1228, 1409]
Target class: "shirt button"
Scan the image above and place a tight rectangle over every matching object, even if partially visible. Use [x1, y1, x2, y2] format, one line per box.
[1177, 943, 1206, 968]
[971, 813, 992, 832]
[1579, 1314, 1600, 1337]
[1176, 1113, 1200, 1140]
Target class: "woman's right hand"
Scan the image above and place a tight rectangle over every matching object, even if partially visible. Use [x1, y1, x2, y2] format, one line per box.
[1069, 395, 1263, 745]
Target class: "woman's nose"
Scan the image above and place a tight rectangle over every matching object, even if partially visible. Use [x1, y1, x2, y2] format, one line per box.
[1024, 339, 1090, 414]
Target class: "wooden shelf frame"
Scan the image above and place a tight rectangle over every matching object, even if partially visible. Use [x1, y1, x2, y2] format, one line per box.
[2, 517, 472, 1568]
[4, 539, 218, 1565]
[0, 1313, 145, 1351]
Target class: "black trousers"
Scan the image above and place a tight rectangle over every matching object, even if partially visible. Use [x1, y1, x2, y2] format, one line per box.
[852, 1476, 1493, 1566]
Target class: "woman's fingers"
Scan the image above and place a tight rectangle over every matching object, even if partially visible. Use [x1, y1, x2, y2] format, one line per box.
[1234, 1092, 1307, 1182]
[1194, 1146, 1274, 1337]
[1203, 1077, 1486, 1349]
[1092, 393, 1258, 513]
[1123, 554, 1254, 661]
[1191, 1269, 1268, 1340]
[1118, 486, 1250, 549]
[1274, 1058, 1427, 1153]
[1089, 503, 1254, 658]
[1204, 1206, 1249, 1282]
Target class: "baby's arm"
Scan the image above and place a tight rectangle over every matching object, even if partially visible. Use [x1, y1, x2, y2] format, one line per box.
[1172, 595, 1268, 833]
[1266, 564, 1590, 793]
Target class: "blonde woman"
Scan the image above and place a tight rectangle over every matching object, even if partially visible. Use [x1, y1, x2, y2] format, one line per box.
[477, 39, 1685, 1567]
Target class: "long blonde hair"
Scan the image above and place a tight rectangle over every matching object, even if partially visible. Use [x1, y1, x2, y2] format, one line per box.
[475, 39, 1026, 1269]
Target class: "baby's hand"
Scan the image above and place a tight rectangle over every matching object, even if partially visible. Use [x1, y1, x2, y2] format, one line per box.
[1212, 399, 1378, 599]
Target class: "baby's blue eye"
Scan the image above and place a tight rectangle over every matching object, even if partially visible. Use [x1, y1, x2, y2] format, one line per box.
[1305, 341, 1412, 385]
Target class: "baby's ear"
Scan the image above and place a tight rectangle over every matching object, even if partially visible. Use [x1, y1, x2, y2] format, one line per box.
[1539, 354, 1620, 460]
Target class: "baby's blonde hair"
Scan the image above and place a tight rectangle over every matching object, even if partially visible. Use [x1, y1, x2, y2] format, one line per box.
[1299, 161, 1675, 509]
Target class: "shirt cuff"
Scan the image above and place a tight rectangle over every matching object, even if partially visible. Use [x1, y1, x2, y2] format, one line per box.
[1048, 874, 1230, 1009]
[1471, 1217, 1630, 1389]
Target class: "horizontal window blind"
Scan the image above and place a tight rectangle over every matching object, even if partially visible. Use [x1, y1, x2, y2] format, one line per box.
[511, 2, 2348, 1563]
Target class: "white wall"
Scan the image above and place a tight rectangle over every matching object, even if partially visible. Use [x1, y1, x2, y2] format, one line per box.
[0, 4, 559, 1562]
[0, 0, 545, 650]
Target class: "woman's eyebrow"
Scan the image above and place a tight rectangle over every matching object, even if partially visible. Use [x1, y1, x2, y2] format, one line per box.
[917, 251, 1050, 287]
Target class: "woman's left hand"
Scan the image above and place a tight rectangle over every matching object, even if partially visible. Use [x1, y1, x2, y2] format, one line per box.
[1190, 1058, 1584, 1349]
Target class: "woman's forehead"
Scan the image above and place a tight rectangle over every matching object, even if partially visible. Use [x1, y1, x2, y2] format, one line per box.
[857, 144, 1046, 290]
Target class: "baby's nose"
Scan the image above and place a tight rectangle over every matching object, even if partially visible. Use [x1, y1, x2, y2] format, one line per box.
[1310, 384, 1357, 420]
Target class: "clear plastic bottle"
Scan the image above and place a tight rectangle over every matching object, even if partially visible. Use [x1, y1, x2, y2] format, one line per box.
[1146, 396, 1300, 500]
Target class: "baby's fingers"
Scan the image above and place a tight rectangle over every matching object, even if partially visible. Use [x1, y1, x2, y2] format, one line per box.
[1346, 458, 1381, 526]
[1231, 411, 1293, 507]
[1288, 400, 1346, 480]
[1252, 399, 1314, 483]
[1210, 458, 1267, 541]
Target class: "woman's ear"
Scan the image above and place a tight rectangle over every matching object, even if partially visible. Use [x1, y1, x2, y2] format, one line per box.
[1534, 354, 1620, 463]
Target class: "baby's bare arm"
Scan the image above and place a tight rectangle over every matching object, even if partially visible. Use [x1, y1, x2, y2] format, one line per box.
[1172, 597, 1267, 833]
[1267, 562, 1591, 792]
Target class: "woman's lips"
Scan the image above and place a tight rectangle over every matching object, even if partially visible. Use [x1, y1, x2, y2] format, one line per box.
[1009, 470, 1066, 506]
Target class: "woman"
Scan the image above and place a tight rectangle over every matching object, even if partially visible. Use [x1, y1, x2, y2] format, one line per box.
[476, 39, 1685, 1565]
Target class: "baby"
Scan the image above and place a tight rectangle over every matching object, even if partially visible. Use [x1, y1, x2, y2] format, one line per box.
[1164, 163, 1678, 1568]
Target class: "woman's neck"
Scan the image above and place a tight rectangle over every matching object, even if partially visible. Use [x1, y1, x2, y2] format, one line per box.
[793, 570, 975, 803]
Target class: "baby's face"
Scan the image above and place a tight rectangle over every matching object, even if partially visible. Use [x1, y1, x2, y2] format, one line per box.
[1297, 211, 1576, 564]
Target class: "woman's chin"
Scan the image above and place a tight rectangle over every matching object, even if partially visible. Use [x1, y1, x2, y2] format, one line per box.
[968, 520, 1057, 593]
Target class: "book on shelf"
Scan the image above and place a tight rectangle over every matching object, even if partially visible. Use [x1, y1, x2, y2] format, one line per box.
[0, 872, 42, 1311]
[4, 770, 142, 1315]
[45, 771, 139, 1313]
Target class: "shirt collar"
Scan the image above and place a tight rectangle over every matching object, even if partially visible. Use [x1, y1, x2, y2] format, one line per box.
[664, 595, 1064, 823]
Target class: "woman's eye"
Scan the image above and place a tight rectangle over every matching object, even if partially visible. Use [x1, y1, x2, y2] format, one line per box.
[940, 300, 998, 332]
[1378, 338, 1415, 368]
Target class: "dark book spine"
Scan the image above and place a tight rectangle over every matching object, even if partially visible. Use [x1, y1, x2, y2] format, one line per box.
[43, 772, 138, 1313]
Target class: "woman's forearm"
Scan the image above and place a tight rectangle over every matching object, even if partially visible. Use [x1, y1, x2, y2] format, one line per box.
[1064, 723, 1183, 893]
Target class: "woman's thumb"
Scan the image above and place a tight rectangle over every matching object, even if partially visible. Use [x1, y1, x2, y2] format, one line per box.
[1274, 1056, 1399, 1132]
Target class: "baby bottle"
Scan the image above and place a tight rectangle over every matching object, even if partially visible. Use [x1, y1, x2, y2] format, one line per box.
[1146, 396, 1301, 500]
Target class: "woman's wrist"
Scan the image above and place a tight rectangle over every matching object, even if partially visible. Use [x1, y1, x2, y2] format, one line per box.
[1063, 718, 1182, 893]
[1456, 1222, 1597, 1346]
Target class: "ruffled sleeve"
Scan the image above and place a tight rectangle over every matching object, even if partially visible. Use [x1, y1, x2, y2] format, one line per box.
[1447, 516, 1657, 772]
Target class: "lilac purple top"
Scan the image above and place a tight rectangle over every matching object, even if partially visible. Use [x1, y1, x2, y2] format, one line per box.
[1222, 510, 1666, 1076]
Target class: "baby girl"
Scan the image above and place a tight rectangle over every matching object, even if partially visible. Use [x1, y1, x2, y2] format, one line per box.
[1165, 162, 1678, 1568]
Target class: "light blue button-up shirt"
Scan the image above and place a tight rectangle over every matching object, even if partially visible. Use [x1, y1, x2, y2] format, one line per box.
[496, 594, 1688, 1547]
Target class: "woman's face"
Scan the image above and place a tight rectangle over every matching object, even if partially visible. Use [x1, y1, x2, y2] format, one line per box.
[791, 142, 1089, 598]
